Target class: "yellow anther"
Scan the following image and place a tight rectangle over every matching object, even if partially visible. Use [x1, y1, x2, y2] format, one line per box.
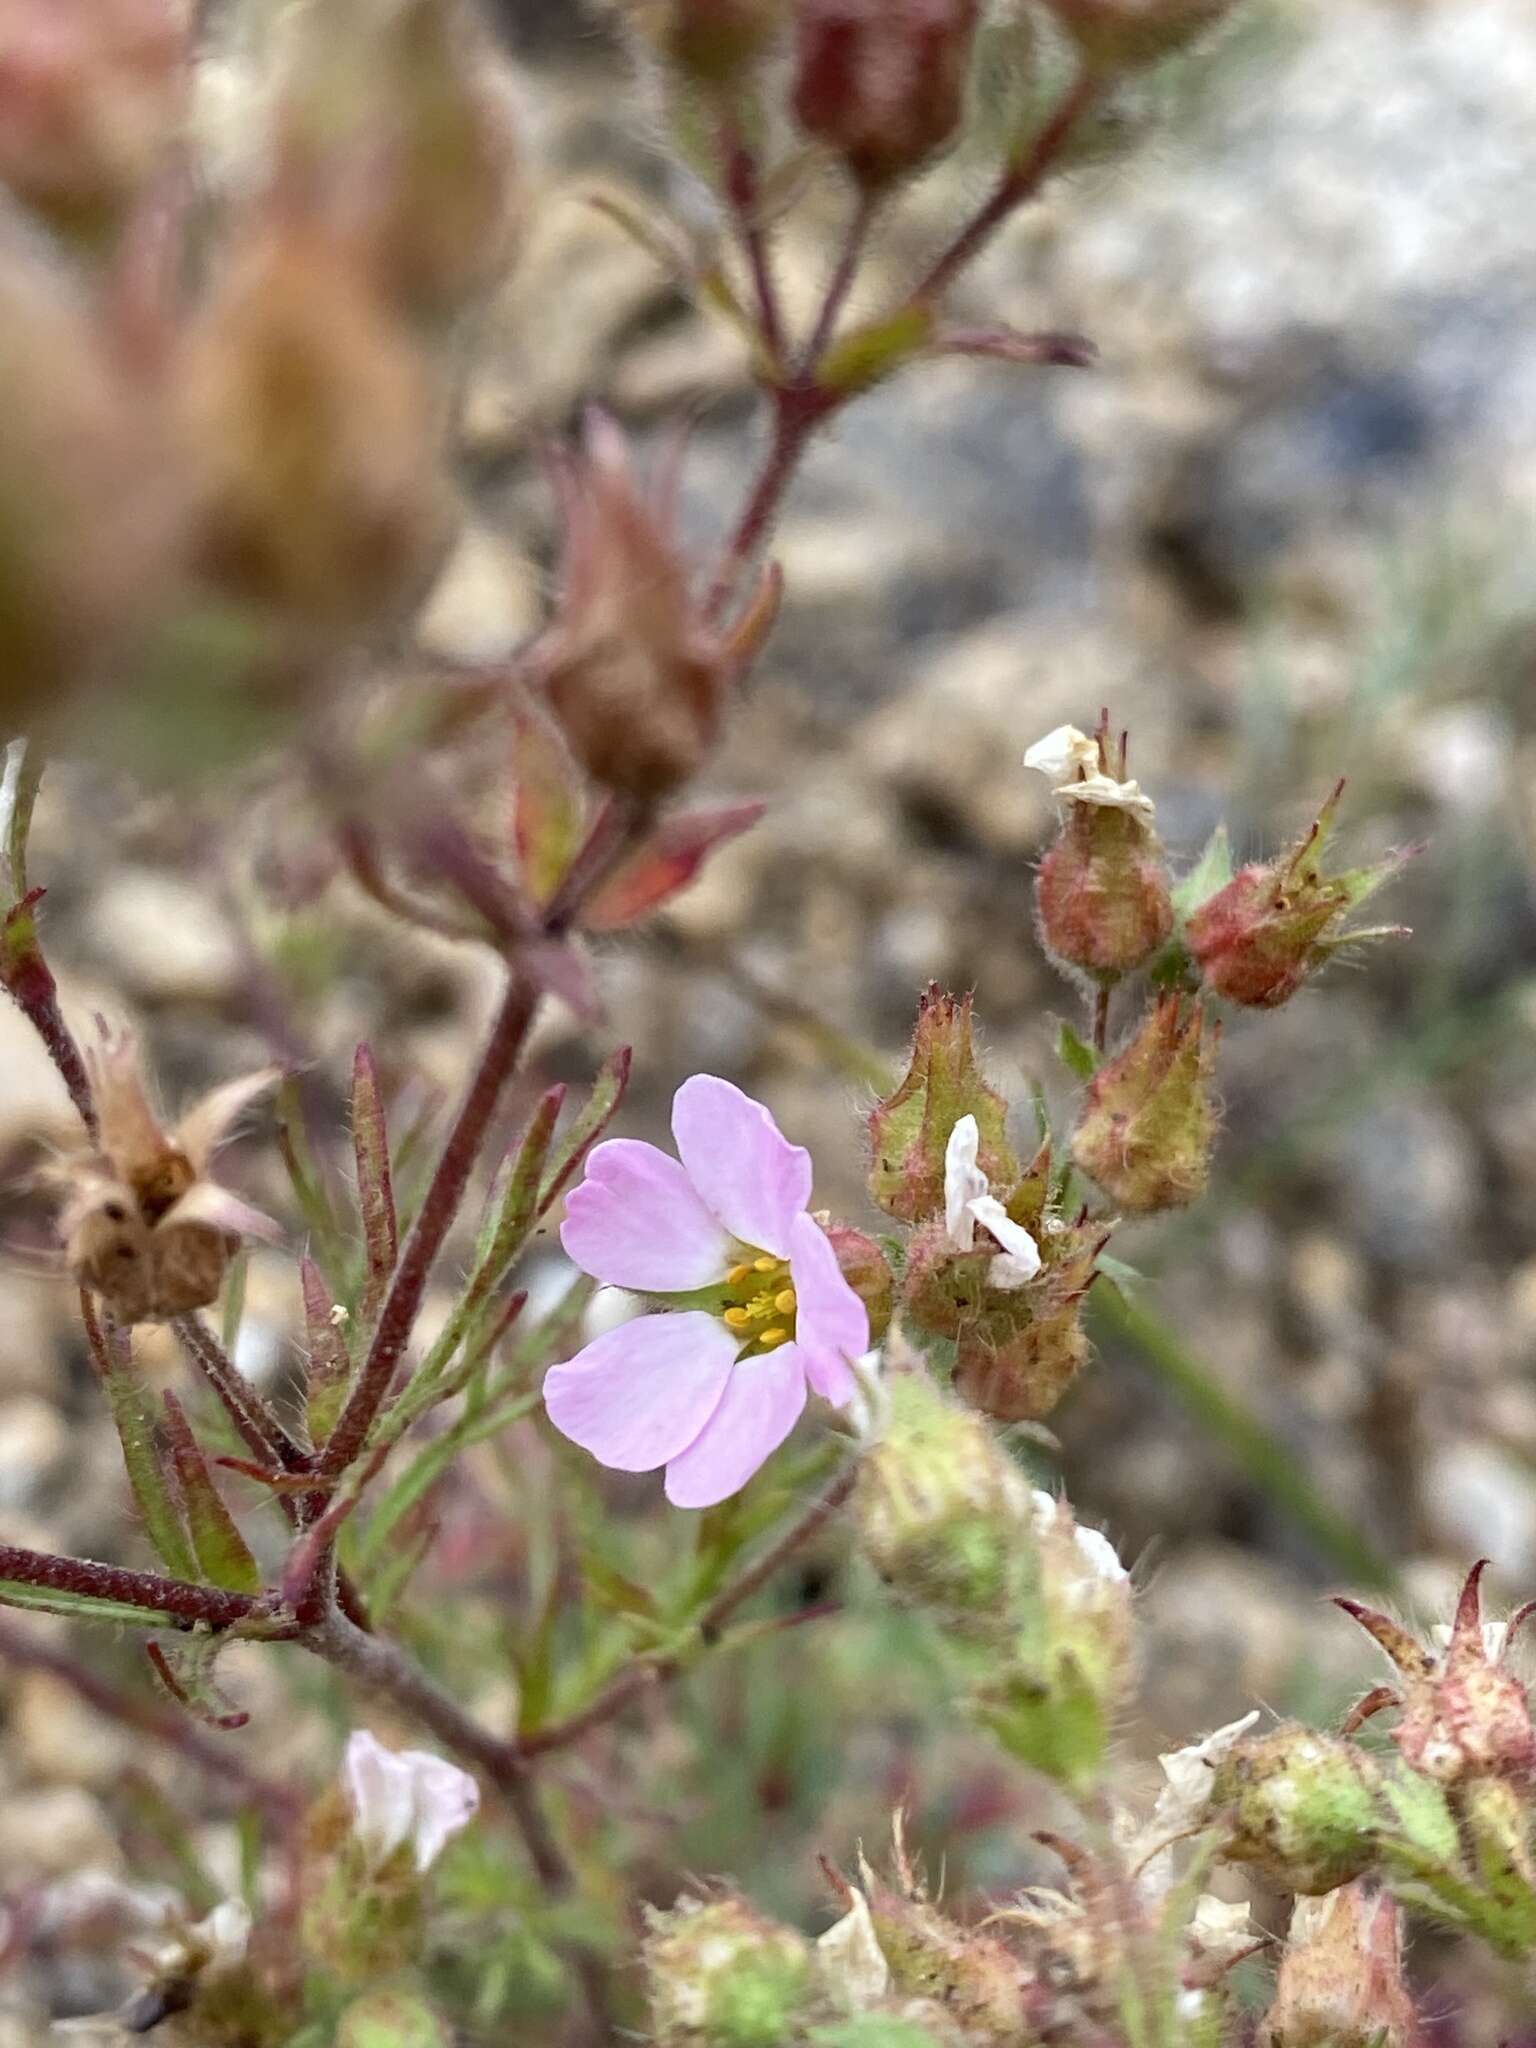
[726, 1263, 752, 1287]
[723, 1306, 751, 1329]
[774, 1289, 797, 1315]
[758, 1326, 789, 1348]
[753, 1255, 778, 1273]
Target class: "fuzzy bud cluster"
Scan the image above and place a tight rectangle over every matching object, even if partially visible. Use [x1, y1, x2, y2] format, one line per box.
[791, 0, 981, 189]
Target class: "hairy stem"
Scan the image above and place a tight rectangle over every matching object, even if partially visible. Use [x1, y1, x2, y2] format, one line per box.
[319, 974, 538, 1481]
[0, 1544, 267, 1630]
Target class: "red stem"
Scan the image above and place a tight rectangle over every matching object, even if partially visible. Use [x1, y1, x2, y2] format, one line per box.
[317, 974, 538, 1483]
[0, 1543, 266, 1631]
[704, 389, 829, 625]
[722, 126, 786, 369]
[801, 188, 880, 375]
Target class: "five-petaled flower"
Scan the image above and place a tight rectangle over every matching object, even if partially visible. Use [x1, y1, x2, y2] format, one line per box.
[342, 1730, 480, 1876]
[544, 1075, 869, 1509]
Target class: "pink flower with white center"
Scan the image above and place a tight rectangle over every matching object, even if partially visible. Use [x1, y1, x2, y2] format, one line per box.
[545, 1075, 870, 1509]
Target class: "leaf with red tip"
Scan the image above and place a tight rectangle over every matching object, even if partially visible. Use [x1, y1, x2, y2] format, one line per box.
[583, 801, 768, 932]
[351, 1044, 398, 1327]
[301, 1257, 353, 1450]
[161, 1392, 262, 1595]
[1333, 1598, 1434, 1678]
[510, 694, 588, 910]
[81, 1295, 197, 1583]
[146, 1637, 250, 1732]
[538, 1047, 632, 1213]
[936, 325, 1099, 370]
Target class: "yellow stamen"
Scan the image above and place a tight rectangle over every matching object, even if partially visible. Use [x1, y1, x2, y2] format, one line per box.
[753, 1255, 778, 1273]
[726, 1263, 752, 1287]
[723, 1306, 752, 1329]
[758, 1326, 789, 1348]
[774, 1289, 797, 1315]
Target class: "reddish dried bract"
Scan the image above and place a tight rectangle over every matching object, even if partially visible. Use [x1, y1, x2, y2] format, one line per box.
[791, 0, 980, 189]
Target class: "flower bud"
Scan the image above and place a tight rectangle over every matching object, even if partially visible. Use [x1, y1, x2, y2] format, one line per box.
[856, 1868, 1028, 2043]
[1260, 1885, 1415, 2048]
[827, 1223, 894, 1344]
[1036, 0, 1233, 72]
[535, 413, 778, 801]
[1071, 996, 1217, 1215]
[0, 217, 185, 730]
[621, 0, 786, 88]
[1185, 785, 1409, 1009]
[177, 221, 454, 636]
[269, 0, 525, 325]
[644, 1895, 817, 2047]
[854, 1373, 1031, 1636]
[0, 0, 189, 245]
[791, 0, 981, 190]
[1209, 1725, 1382, 1896]
[337, 1989, 453, 2048]
[1026, 721, 1173, 981]
[868, 987, 1016, 1225]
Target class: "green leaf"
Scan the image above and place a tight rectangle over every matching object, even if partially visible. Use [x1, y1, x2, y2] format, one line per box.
[82, 1303, 197, 1582]
[146, 1634, 250, 1730]
[302, 1256, 354, 1450]
[537, 1048, 633, 1215]
[1172, 824, 1233, 919]
[351, 1043, 398, 1328]
[1, 737, 44, 903]
[1056, 1021, 1099, 1081]
[160, 1392, 262, 1594]
[818, 305, 936, 398]
[0, 1579, 178, 1628]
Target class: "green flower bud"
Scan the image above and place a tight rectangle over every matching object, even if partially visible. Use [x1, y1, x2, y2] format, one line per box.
[861, 1880, 1027, 2044]
[1071, 996, 1218, 1215]
[1210, 1725, 1382, 1896]
[645, 1895, 818, 2048]
[868, 987, 1016, 1224]
[337, 1988, 453, 2048]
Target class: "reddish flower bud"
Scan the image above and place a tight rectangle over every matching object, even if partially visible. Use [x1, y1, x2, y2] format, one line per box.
[621, 0, 786, 88]
[0, 0, 189, 244]
[1261, 1885, 1417, 2048]
[1038, 0, 1233, 71]
[1071, 997, 1218, 1215]
[825, 1222, 894, 1344]
[1337, 1562, 1536, 1787]
[177, 221, 454, 636]
[791, 0, 980, 190]
[1027, 717, 1172, 981]
[269, 0, 525, 325]
[1185, 784, 1410, 1009]
[867, 987, 1015, 1224]
[534, 413, 779, 802]
[1209, 1724, 1382, 1897]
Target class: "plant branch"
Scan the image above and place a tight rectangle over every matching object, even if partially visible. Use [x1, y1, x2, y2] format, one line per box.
[0, 1544, 267, 1630]
[518, 1460, 859, 1757]
[801, 188, 880, 374]
[721, 124, 786, 370]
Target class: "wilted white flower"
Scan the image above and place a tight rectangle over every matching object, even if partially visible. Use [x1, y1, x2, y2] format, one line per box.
[1029, 1489, 1128, 1585]
[342, 1730, 480, 1875]
[943, 1115, 1041, 1290]
[1024, 723, 1154, 817]
[1128, 1711, 1263, 1897]
[817, 1886, 890, 2007]
[1187, 1891, 1254, 1966]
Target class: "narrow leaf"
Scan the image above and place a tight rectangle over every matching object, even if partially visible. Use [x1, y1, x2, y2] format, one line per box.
[818, 305, 935, 398]
[160, 1392, 262, 1594]
[935, 324, 1098, 370]
[537, 1047, 632, 1216]
[1056, 1022, 1099, 1082]
[1, 737, 44, 903]
[302, 1257, 354, 1449]
[0, 1580, 179, 1628]
[583, 802, 768, 932]
[146, 1636, 250, 1731]
[351, 1044, 398, 1327]
[509, 693, 588, 910]
[275, 1077, 347, 1272]
[1172, 825, 1233, 920]
[81, 1296, 197, 1582]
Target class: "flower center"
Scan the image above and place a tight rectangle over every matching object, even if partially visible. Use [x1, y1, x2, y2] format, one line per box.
[719, 1253, 797, 1356]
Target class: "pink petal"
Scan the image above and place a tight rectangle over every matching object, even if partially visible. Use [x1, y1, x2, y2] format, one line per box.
[543, 1311, 736, 1472]
[663, 1345, 807, 1509]
[560, 1139, 730, 1291]
[788, 1211, 868, 1406]
[671, 1075, 812, 1259]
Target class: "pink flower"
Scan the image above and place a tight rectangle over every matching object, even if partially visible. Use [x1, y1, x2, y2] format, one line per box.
[545, 1075, 869, 1509]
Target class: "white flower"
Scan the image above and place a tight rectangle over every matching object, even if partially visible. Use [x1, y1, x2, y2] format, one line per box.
[342, 1730, 480, 1875]
[1131, 1711, 1262, 1898]
[817, 1887, 890, 2006]
[943, 1116, 1041, 1291]
[1024, 723, 1155, 818]
[1030, 1490, 1128, 1586]
[1187, 1892, 1254, 1965]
